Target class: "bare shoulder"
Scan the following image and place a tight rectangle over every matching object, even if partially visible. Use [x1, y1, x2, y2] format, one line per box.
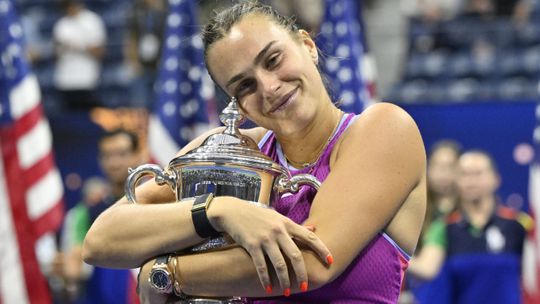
[336, 102, 426, 178]
[344, 102, 422, 147]
[351, 102, 419, 133]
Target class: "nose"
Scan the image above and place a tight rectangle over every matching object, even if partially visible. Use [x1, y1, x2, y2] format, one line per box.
[257, 70, 281, 100]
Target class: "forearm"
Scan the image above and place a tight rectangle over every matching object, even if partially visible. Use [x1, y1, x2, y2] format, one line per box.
[83, 196, 204, 268]
[141, 246, 330, 299]
[407, 245, 445, 280]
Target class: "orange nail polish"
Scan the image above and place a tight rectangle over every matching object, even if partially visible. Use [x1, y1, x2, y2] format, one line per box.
[284, 288, 291, 297]
[265, 285, 273, 294]
[304, 224, 315, 231]
[300, 281, 308, 292]
[326, 254, 334, 265]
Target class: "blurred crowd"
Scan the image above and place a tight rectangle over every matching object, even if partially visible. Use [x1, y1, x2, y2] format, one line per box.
[12, 0, 536, 303]
[393, 0, 540, 103]
[17, 0, 540, 116]
[403, 142, 531, 303]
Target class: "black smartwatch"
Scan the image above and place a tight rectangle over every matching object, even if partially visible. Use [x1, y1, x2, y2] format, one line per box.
[148, 255, 174, 294]
[191, 193, 220, 238]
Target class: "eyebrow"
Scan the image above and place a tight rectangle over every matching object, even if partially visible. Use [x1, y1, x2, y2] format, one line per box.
[225, 40, 278, 89]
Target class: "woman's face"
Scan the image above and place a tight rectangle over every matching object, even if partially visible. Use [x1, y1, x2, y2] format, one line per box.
[456, 153, 499, 203]
[206, 14, 325, 135]
[427, 147, 458, 196]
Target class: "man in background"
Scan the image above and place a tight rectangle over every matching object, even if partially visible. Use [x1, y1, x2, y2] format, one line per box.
[57, 129, 143, 303]
[407, 150, 531, 303]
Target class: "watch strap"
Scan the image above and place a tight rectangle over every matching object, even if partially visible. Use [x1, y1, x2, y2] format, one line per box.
[191, 193, 220, 238]
[155, 254, 168, 265]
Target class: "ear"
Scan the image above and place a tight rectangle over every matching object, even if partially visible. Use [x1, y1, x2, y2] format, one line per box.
[298, 29, 318, 64]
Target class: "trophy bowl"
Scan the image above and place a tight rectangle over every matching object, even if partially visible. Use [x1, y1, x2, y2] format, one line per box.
[125, 99, 321, 303]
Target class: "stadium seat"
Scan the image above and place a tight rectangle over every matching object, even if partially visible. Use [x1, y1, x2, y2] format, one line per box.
[446, 78, 480, 102]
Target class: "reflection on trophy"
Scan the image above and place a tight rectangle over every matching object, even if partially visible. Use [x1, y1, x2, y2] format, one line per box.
[125, 98, 321, 303]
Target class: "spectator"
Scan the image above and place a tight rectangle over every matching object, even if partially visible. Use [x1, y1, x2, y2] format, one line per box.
[57, 129, 143, 303]
[462, 0, 533, 21]
[53, 0, 106, 111]
[269, 0, 323, 33]
[404, 0, 464, 23]
[402, 140, 461, 303]
[21, 9, 54, 65]
[424, 140, 461, 231]
[407, 150, 532, 304]
[124, 0, 167, 109]
[56, 177, 110, 301]
[83, 129, 144, 304]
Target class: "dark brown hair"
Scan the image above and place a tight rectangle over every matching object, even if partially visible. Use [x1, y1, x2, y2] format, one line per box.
[201, 1, 298, 62]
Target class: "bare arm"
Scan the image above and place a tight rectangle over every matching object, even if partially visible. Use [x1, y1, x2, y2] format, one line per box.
[407, 244, 446, 280]
[139, 103, 427, 298]
[82, 127, 226, 268]
[407, 219, 447, 280]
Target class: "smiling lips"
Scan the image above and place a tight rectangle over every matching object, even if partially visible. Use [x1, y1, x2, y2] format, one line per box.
[269, 87, 299, 113]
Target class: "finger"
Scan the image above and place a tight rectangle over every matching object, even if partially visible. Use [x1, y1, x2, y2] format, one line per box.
[277, 234, 309, 293]
[262, 241, 291, 295]
[245, 246, 273, 294]
[303, 224, 316, 232]
[289, 223, 333, 265]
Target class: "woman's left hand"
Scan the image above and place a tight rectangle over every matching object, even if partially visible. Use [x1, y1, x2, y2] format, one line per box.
[207, 197, 332, 294]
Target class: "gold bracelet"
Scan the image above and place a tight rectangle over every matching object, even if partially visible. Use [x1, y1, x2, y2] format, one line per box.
[169, 255, 185, 298]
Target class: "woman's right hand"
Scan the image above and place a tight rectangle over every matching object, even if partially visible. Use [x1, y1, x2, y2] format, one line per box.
[207, 197, 332, 295]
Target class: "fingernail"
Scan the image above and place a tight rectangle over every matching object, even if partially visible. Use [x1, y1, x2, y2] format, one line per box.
[326, 254, 334, 265]
[284, 288, 291, 297]
[304, 224, 315, 231]
[265, 285, 273, 294]
[300, 281, 308, 292]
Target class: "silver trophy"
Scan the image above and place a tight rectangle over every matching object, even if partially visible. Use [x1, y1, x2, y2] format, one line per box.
[125, 98, 321, 303]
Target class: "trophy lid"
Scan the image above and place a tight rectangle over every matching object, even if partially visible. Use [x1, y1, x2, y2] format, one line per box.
[169, 98, 283, 175]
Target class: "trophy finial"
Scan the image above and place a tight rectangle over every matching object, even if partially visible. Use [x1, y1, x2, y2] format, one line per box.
[220, 97, 245, 134]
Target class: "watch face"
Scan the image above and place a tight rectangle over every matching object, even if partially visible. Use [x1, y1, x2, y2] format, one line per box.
[150, 269, 171, 291]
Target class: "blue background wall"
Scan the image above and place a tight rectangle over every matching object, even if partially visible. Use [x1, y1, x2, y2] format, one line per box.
[401, 101, 537, 211]
[50, 101, 538, 212]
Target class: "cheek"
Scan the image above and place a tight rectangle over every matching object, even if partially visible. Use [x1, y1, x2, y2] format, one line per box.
[238, 95, 260, 115]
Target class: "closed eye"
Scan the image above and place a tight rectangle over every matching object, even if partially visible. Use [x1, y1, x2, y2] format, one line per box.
[234, 79, 256, 97]
[266, 52, 282, 69]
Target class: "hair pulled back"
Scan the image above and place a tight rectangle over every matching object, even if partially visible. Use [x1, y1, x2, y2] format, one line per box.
[201, 1, 297, 61]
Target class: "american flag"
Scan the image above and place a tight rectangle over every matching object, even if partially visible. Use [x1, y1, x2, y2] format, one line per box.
[524, 104, 540, 304]
[0, 0, 64, 303]
[148, 0, 215, 166]
[317, 0, 376, 113]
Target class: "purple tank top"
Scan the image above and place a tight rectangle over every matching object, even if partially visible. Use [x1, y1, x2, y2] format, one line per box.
[249, 113, 410, 304]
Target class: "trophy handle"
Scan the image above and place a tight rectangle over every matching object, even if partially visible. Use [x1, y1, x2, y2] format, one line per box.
[125, 164, 177, 204]
[276, 174, 321, 193]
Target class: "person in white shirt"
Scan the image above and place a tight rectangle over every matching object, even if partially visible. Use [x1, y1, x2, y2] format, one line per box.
[53, 0, 106, 111]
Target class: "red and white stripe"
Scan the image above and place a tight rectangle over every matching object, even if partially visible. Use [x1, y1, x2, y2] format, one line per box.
[524, 105, 540, 304]
[0, 75, 64, 303]
[148, 115, 182, 167]
[524, 162, 540, 304]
